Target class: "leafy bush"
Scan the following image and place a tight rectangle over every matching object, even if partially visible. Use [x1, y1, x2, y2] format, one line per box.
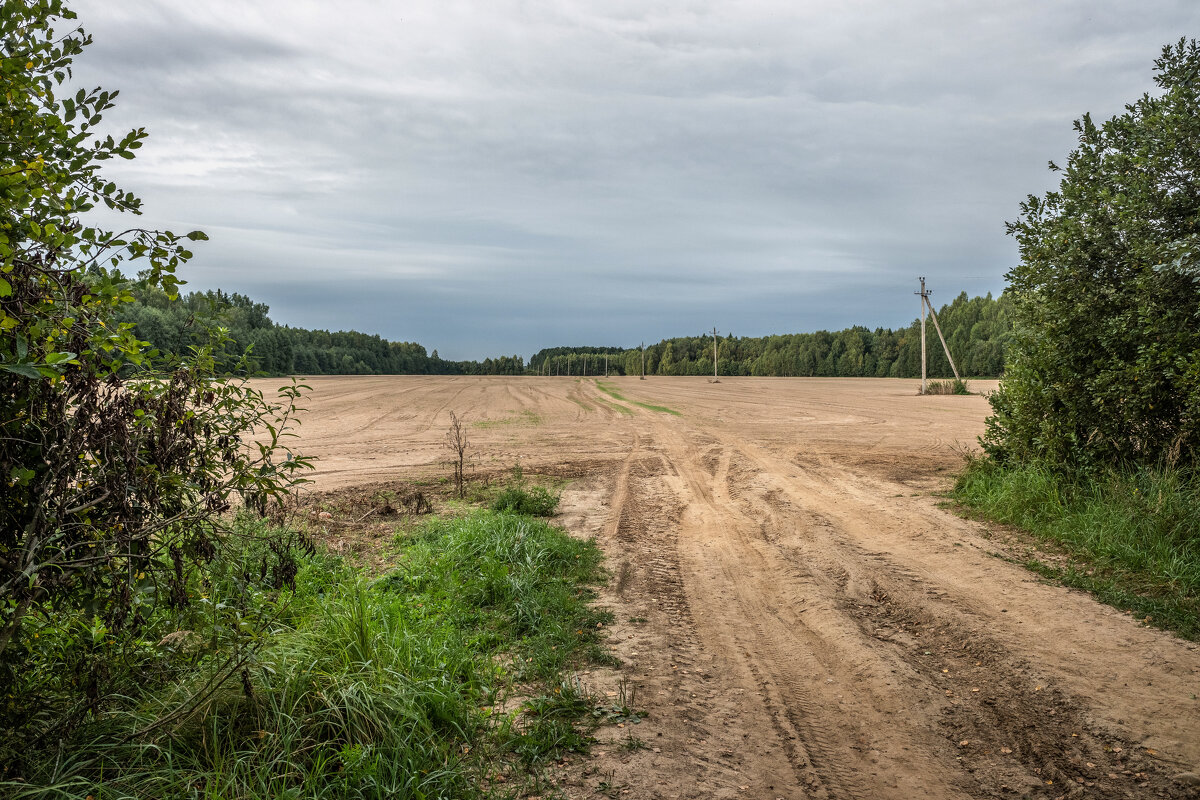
[0, 512, 610, 798]
[984, 39, 1200, 471]
[0, 0, 312, 765]
[491, 486, 560, 516]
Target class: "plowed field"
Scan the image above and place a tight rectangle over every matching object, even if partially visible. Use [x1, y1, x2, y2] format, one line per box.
[273, 375, 1200, 799]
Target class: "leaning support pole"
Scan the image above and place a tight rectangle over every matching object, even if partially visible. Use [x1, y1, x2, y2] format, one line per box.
[924, 297, 961, 381]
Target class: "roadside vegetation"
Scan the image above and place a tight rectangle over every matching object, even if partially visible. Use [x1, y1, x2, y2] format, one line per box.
[957, 459, 1199, 638]
[955, 39, 1200, 639]
[0, 6, 616, 797]
[1, 508, 614, 798]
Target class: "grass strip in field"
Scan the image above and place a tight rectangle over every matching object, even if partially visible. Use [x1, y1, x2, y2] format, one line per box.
[4, 511, 613, 798]
[954, 458, 1200, 640]
[595, 381, 681, 416]
[472, 409, 542, 428]
[593, 394, 634, 416]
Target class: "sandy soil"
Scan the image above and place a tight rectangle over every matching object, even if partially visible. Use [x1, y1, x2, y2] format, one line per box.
[269, 375, 1200, 799]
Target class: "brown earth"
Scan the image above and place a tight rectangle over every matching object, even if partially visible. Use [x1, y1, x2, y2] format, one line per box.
[267, 375, 1200, 799]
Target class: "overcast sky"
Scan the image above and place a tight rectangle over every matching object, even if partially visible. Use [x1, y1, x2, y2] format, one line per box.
[73, 1, 1197, 359]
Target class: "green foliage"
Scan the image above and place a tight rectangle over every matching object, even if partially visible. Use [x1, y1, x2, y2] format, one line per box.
[533, 292, 1012, 379]
[123, 286, 1011, 379]
[1, 511, 611, 797]
[921, 378, 971, 395]
[117, 285, 527, 376]
[491, 486, 560, 516]
[954, 458, 1200, 639]
[984, 39, 1200, 470]
[0, 0, 312, 760]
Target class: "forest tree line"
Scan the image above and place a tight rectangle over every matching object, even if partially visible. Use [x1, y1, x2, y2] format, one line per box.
[118, 285, 1012, 378]
[533, 291, 1010, 379]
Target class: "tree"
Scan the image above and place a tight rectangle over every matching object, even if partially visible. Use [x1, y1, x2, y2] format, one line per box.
[0, 0, 312, 750]
[983, 39, 1200, 470]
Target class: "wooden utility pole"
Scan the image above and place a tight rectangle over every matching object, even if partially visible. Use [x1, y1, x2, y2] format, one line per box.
[640, 342, 646, 380]
[604, 353, 608, 377]
[712, 327, 720, 382]
[568, 355, 571, 376]
[916, 278, 928, 394]
[915, 277, 961, 392]
[583, 355, 587, 378]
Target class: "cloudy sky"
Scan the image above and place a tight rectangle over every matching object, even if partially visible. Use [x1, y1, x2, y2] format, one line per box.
[74, 1, 1197, 359]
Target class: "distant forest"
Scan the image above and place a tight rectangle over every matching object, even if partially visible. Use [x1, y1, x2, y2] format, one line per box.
[118, 286, 1012, 378]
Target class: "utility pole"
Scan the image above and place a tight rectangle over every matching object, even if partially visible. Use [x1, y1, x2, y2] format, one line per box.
[604, 353, 608, 377]
[640, 342, 645, 380]
[915, 277, 961, 392]
[583, 355, 587, 378]
[568, 354, 571, 376]
[916, 278, 928, 395]
[712, 326, 720, 382]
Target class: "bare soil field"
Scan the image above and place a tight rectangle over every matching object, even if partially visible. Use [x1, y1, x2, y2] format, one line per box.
[270, 375, 1200, 799]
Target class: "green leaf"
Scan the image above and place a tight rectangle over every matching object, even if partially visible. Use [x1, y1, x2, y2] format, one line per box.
[0, 277, 10, 297]
[2, 364, 43, 379]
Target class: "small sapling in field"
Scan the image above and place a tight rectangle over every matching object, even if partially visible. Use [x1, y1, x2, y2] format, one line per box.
[444, 411, 471, 498]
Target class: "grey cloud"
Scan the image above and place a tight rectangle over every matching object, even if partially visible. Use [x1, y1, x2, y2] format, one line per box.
[70, 0, 1200, 359]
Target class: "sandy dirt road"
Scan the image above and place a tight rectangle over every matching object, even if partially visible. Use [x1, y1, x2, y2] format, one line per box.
[271, 376, 1200, 799]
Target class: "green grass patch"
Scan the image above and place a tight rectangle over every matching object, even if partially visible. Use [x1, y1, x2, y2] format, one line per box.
[472, 409, 542, 429]
[593, 395, 634, 416]
[953, 457, 1200, 639]
[491, 486, 560, 516]
[567, 396, 594, 412]
[2, 512, 612, 798]
[594, 381, 681, 416]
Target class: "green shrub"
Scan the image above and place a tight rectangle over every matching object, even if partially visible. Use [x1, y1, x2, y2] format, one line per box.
[491, 486, 560, 517]
[985, 39, 1200, 471]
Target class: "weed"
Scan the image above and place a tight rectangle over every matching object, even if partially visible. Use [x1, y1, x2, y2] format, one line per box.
[920, 378, 971, 395]
[597, 770, 627, 797]
[621, 734, 647, 752]
[491, 486, 560, 516]
[593, 677, 647, 725]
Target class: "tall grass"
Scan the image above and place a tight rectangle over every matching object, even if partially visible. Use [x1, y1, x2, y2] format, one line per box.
[920, 378, 971, 395]
[2, 511, 610, 798]
[954, 458, 1200, 639]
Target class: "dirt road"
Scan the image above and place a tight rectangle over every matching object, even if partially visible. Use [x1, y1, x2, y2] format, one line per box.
[277, 376, 1200, 799]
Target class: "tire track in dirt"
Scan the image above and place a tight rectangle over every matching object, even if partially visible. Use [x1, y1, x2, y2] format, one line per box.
[681, 422, 1196, 798]
[653, 422, 953, 799]
[282, 377, 1200, 798]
